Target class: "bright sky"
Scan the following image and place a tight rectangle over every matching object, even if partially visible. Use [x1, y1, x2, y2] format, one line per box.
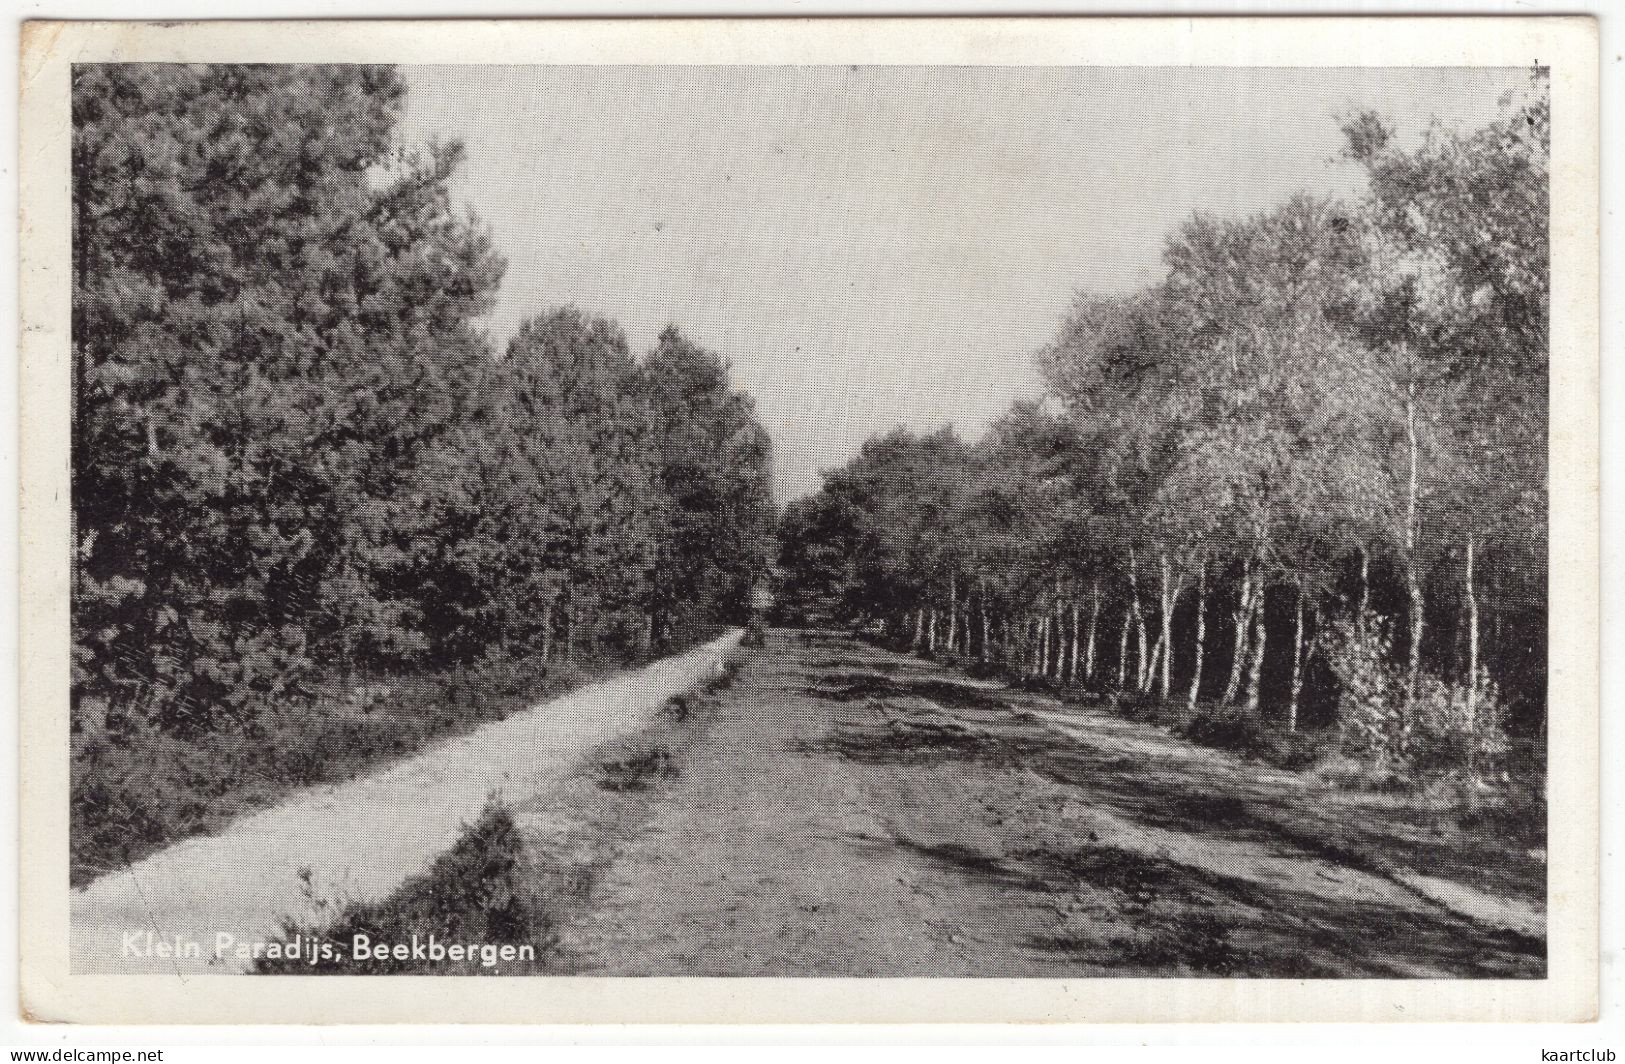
[399, 64, 1525, 502]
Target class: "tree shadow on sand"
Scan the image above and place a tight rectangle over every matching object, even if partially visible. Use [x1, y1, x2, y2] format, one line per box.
[802, 667, 1546, 978]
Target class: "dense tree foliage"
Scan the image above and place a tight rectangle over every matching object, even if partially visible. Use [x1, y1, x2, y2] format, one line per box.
[71, 64, 776, 739]
[641, 327, 779, 642]
[778, 76, 1549, 775]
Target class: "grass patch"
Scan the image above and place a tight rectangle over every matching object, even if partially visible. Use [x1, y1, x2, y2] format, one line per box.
[593, 656, 740, 793]
[255, 799, 556, 975]
[810, 708, 1034, 767]
[713, 659, 741, 690]
[662, 694, 694, 722]
[597, 747, 681, 792]
[1108, 912, 1273, 976]
[806, 674, 894, 702]
[1178, 703, 1335, 771]
[1451, 771, 1546, 840]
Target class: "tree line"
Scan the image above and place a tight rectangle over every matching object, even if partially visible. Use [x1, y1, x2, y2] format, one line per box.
[779, 76, 1548, 775]
[71, 64, 776, 738]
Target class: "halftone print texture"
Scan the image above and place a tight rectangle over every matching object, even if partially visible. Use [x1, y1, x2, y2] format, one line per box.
[70, 61, 1548, 978]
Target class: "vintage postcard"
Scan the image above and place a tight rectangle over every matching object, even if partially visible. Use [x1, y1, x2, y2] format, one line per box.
[18, 17, 1599, 1024]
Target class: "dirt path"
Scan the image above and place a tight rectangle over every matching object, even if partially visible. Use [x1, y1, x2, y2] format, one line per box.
[71, 631, 742, 974]
[520, 629, 1544, 977]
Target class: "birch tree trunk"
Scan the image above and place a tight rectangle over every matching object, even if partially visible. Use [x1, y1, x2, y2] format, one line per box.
[1053, 591, 1065, 679]
[946, 572, 958, 653]
[1085, 578, 1101, 683]
[1356, 544, 1370, 633]
[979, 578, 990, 661]
[1244, 592, 1268, 714]
[1405, 567, 1425, 698]
[1117, 609, 1131, 690]
[1158, 552, 1174, 701]
[1465, 532, 1479, 721]
[1128, 550, 1149, 691]
[1223, 558, 1254, 705]
[1187, 563, 1207, 709]
[1041, 614, 1054, 677]
[1135, 612, 1149, 692]
[1068, 600, 1080, 685]
[1287, 582, 1306, 732]
[1403, 372, 1425, 702]
[1489, 569, 1502, 681]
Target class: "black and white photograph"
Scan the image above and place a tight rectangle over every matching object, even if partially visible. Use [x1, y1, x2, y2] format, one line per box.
[17, 16, 1600, 1026]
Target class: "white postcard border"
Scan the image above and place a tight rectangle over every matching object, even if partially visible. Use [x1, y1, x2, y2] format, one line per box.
[18, 15, 1600, 1024]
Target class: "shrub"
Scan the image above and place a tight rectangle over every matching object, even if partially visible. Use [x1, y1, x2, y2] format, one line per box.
[963, 656, 1004, 680]
[597, 747, 680, 792]
[1114, 690, 1186, 727]
[1179, 702, 1333, 771]
[1320, 610, 1407, 766]
[1182, 703, 1267, 750]
[71, 725, 198, 880]
[1320, 609, 1510, 781]
[712, 660, 740, 690]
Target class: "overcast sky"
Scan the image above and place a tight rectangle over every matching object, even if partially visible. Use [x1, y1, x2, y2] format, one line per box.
[399, 64, 1524, 501]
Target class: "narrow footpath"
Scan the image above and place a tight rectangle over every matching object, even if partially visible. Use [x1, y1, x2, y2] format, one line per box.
[71, 631, 742, 975]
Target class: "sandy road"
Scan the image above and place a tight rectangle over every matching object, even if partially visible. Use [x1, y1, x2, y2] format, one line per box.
[524, 629, 1544, 978]
[71, 631, 742, 975]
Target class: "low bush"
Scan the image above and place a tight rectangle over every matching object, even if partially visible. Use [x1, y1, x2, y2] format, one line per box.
[1405, 672, 1512, 777]
[1012, 673, 1060, 694]
[739, 620, 768, 648]
[1453, 768, 1546, 841]
[663, 694, 693, 722]
[597, 746, 680, 792]
[1179, 702, 1333, 771]
[1304, 750, 1409, 791]
[256, 799, 555, 975]
[1320, 611, 1407, 766]
[1181, 703, 1265, 750]
[962, 656, 1005, 680]
[712, 660, 741, 690]
[1109, 690, 1187, 727]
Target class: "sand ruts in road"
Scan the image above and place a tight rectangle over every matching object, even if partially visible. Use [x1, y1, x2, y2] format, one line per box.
[515, 631, 1543, 978]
